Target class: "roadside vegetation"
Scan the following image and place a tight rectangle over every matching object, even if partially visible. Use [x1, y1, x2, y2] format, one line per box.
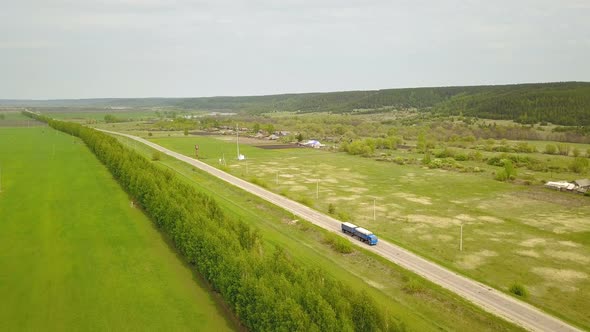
[0, 118, 236, 331]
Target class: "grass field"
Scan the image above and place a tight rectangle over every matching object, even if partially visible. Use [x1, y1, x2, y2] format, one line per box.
[111, 133, 523, 332]
[0, 122, 237, 330]
[144, 133, 590, 330]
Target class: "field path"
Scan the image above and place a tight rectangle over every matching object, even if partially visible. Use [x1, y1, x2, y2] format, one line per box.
[102, 129, 581, 332]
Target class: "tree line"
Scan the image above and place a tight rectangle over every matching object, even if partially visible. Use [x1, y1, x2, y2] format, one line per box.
[434, 82, 590, 126]
[24, 111, 404, 332]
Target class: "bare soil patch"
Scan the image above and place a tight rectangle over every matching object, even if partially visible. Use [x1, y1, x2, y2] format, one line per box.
[456, 250, 498, 270]
[393, 193, 432, 205]
[520, 238, 547, 248]
[516, 250, 540, 258]
[544, 250, 590, 263]
[255, 144, 299, 150]
[406, 214, 459, 228]
[531, 267, 588, 283]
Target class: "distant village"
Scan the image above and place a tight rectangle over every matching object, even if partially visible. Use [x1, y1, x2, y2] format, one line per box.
[213, 125, 326, 148]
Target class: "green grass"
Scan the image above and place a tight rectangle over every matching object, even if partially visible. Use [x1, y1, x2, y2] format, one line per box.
[0, 125, 237, 331]
[112, 134, 523, 332]
[145, 133, 590, 330]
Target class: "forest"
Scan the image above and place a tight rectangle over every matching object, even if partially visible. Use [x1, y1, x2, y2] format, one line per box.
[23, 112, 404, 332]
[7, 82, 590, 126]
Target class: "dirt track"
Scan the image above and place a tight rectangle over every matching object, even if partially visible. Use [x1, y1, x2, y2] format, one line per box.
[101, 129, 582, 332]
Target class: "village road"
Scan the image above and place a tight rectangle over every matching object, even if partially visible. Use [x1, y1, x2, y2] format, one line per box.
[101, 129, 582, 332]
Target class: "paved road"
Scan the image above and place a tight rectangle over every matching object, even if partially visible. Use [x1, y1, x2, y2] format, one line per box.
[103, 129, 582, 332]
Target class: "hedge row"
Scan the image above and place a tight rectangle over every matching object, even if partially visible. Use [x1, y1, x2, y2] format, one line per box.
[25, 112, 403, 332]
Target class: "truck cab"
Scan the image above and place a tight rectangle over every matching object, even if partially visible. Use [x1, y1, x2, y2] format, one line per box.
[367, 234, 378, 246]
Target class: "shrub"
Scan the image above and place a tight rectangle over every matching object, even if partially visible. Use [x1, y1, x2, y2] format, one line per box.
[569, 157, 589, 174]
[403, 278, 424, 294]
[250, 177, 268, 188]
[323, 232, 354, 254]
[148, 132, 153, 137]
[509, 283, 528, 297]
[544, 144, 557, 154]
[183, 128, 189, 136]
[422, 152, 432, 165]
[297, 196, 313, 207]
[557, 143, 570, 156]
[494, 169, 508, 181]
[151, 151, 161, 161]
[328, 203, 336, 215]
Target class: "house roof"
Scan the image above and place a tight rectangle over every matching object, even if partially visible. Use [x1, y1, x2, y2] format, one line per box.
[574, 179, 590, 187]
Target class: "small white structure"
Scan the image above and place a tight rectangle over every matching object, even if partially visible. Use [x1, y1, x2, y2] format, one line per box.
[545, 181, 576, 191]
[238, 154, 246, 161]
[301, 140, 325, 148]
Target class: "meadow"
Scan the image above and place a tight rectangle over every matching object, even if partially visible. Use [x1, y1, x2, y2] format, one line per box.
[111, 133, 522, 332]
[146, 133, 590, 330]
[0, 119, 236, 330]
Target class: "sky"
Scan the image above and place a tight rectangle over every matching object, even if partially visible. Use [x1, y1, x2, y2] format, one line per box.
[1, 0, 589, 99]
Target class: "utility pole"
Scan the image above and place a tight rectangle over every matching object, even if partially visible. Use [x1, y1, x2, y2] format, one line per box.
[460, 224, 464, 251]
[316, 180, 319, 199]
[236, 123, 240, 159]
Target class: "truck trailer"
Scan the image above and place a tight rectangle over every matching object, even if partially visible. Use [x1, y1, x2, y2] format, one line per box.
[341, 222, 378, 245]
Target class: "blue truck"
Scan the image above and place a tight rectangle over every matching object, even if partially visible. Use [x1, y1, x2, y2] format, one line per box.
[341, 222, 378, 245]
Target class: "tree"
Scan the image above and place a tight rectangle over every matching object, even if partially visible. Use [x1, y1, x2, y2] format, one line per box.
[504, 159, 516, 179]
[422, 151, 431, 165]
[417, 132, 427, 153]
[183, 128, 189, 136]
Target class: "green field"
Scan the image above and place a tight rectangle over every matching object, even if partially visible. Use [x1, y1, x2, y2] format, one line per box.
[110, 133, 523, 332]
[145, 133, 590, 329]
[0, 124, 236, 330]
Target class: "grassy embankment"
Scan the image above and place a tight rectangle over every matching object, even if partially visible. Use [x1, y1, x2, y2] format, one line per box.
[110, 132, 524, 332]
[0, 120, 237, 330]
[144, 133, 589, 330]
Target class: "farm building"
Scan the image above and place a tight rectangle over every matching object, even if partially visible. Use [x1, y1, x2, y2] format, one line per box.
[545, 179, 590, 193]
[545, 181, 575, 191]
[574, 179, 590, 193]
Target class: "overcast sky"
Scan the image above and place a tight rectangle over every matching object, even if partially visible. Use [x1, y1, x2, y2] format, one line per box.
[1, 0, 589, 99]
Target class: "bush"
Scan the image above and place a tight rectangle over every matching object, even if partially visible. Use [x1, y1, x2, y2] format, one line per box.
[148, 132, 153, 137]
[328, 203, 336, 215]
[250, 177, 268, 188]
[323, 232, 354, 254]
[569, 157, 589, 174]
[494, 169, 508, 181]
[403, 278, 424, 294]
[422, 152, 431, 165]
[509, 283, 528, 297]
[151, 151, 161, 161]
[544, 144, 557, 154]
